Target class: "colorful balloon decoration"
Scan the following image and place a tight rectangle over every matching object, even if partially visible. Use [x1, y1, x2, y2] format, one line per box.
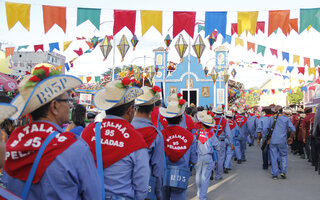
[117, 35, 130, 62]
[192, 34, 206, 63]
[174, 34, 188, 63]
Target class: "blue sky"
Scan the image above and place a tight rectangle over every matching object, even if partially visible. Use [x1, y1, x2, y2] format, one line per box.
[1, 0, 320, 89]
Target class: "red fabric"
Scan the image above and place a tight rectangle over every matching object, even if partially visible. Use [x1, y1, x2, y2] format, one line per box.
[194, 122, 202, 130]
[247, 42, 255, 52]
[231, 23, 238, 35]
[0, 72, 18, 92]
[136, 126, 158, 148]
[302, 113, 315, 138]
[298, 67, 305, 75]
[5, 122, 77, 183]
[185, 114, 196, 131]
[256, 21, 265, 33]
[34, 44, 44, 52]
[270, 48, 278, 58]
[212, 118, 227, 136]
[235, 116, 247, 127]
[162, 126, 194, 162]
[248, 113, 255, 117]
[227, 119, 237, 130]
[74, 48, 83, 56]
[113, 10, 136, 36]
[151, 107, 168, 128]
[289, 18, 298, 33]
[268, 10, 290, 36]
[81, 119, 147, 168]
[195, 129, 213, 144]
[173, 11, 196, 38]
[304, 57, 310, 67]
[265, 114, 273, 117]
[42, 5, 66, 33]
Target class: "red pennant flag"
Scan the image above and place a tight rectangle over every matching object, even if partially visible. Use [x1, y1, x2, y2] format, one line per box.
[74, 48, 83, 56]
[5, 47, 15, 58]
[298, 67, 305, 75]
[34, 44, 44, 52]
[268, 10, 290, 36]
[229, 61, 235, 65]
[270, 48, 278, 58]
[271, 89, 275, 94]
[304, 57, 310, 67]
[25, 71, 31, 75]
[288, 18, 298, 33]
[113, 10, 136, 36]
[315, 79, 320, 84]
[231, 23, 238, 35]
[267, 65, 274, 68]
[309, 86, 316, 91]
[256, 22, 265, 34]
[173, 11, 196, 38]
[86, 76, 92, 83]
[318, 68, 320, 76]
[43, 5, 66, 33]
[247, 42, 255, 52]
[76, 37, 86, 40]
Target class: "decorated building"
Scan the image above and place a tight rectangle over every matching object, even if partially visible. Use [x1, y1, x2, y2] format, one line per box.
[154, 46, 230, 108]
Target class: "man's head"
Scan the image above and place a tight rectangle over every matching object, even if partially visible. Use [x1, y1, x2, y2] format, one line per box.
[105, 101, 135, 122]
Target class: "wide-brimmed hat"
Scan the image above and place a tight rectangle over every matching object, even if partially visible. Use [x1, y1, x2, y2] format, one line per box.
[212, 104, 224, 114]
[166, 92, 183, 103]
[237, 107, 245, 114]
[135, 86, 161, 106]
[93, 78, 143, 110]
[225, 110, 234, 118]
[0, 103, 17, 124]
[159, 97, 187, 118]
[197, 110, 216, 127]
[10, 63, 82, 120]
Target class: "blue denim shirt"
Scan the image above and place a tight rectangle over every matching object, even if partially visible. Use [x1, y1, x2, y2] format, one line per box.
[270, 115, 296, 144]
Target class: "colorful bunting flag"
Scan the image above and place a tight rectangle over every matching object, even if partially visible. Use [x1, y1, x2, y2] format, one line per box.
[276, 65, 284, 73]
[247, 42, 255, 52]
[74, 48, 83, 56]
[235, 38, 244, 47]
[229, 61, 235, 65]
[282, 75, 290, 80]
[198, 24, 205, 33]
[314, 59, 320, 67]
[300, 8, 320, 33]
[304, 57, 310, 67]
[205, 12, 227, 37]
[257, 45, 266, 56]
[268, 10, 290, 36]
[113, 10, 136, 36]
[231, 68, 237, 78]
[95, 76, 101, 82]
[5, 2, 30, 31]
[49, 42, 60, 52]
[237, 11, 258, 36]
[293, 54, 300, 64]
[64, 63, 70, 71]
[286, 66, 294, 73]
[85, 41, 93, 49]
[222, 35, 231, 44]
[309, 67, 316, 77]
[309, 86, 317, 91]
[63, 41, 72, 51]
[34, 44, 44, 52]
[86, 76, 92, 83]
[282, 52, 289, 62]
[17, 45, 28, 51]
[298, 67, 305, 75]
[5, 47, 15, 58]
[173, 11, 196, 38]
[256, 21, 265, 33]
[77, 8, 101, 30]
[267, 65, 274, 68]
[231, 23, 238, 35]
[299, 80, 305, 85]
[141, 10, 162, 35]
[318, 68, 320, 76]
[270, 48, 278, 58]
[289, 19, 299, 33]
[43, 5, 67, 33]
[301, 86, 308, 92]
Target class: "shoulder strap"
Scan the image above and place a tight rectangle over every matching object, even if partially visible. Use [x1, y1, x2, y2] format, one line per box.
[214, 117, 223, 136]
[203, 131, 217, 161]
[0, 187, 22, 200]
[94, 122, 105, 200]
[21, 131, 60, 200]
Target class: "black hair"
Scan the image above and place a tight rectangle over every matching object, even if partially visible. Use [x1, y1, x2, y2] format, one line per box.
[185, 107, 192, 115]
[30, 102, 51, 121]
[105, 101, 134, 117]
[154, 100, 162, 107]
[202, 123, 211, 129]
[166, 115, 182, 125]
[72, 104, 86, 128]
[136, 104, 154, 114]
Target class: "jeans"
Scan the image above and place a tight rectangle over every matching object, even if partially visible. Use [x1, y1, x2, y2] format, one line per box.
[195, 155, 215, 200]
[239, 139, 247, 160]
[269, 143, 288, 176]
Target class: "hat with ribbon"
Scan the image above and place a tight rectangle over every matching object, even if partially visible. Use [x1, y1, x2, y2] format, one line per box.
[135, 86, 161, 106]
[10, 63, 82, 120]
[160, 93, 186, 118]
[0, 103, 17, 124]
[93, 77, 143, 110]
[212, 104, 224, 114]
[197, 110, 216, 127]
[225, 110, 234, 118]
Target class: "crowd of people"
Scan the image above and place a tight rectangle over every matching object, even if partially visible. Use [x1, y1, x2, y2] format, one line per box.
[0, 63, 319, 200]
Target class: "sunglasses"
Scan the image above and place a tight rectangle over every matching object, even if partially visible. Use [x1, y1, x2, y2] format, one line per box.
[55, 98, 73, 103]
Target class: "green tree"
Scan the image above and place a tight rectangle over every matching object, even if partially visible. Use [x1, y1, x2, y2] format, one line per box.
[102, 66, 122, 76]
[287, 86, 303, 104]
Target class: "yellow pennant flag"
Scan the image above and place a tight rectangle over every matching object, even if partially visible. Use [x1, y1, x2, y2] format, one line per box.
[299, 79, 305, 85]
[63, 41, 72, 51]
[235, 38, 244, 47]
[79, 76, 84, 82]
[276, 65, 284, 73]
[5, 2, 31, 31]
[293, 55, 300, 64]
[309, 67, 316, 77]
[56, 65, 62, 71]
[141, 10, 162, 36]
[238, 11, 258, 36]
[236, 62, 240, 65]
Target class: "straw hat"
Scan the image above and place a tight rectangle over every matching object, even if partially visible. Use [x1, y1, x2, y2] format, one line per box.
[0, 103, 17, 124]
[10, 63, 82, 120]
[159, 97, 187, 118]
[93, 78, 143, 110]
[237, 107, 245, 114]
[135, 86, 161, 106]
[225, 110, 234, 118]
[197, 110, 216, 127]
[212, 104, 224, 114]
[166, 92, 183, 103]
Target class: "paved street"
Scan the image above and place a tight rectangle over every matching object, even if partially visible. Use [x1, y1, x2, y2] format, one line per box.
[186, 144, 320, 200]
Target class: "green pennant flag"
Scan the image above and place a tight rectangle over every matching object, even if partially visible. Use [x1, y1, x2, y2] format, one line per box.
[314, 59, 320, 67]
[77, 8, 101, 30]
[198, 24, 205, 33]
[85, 49, 92, 53]
[17, 45, 29, 51]
[257, 45, 266, 56]
[95, 76, 101, 82]
[260, 64, 265, 68]
[300, 8, 320, 33]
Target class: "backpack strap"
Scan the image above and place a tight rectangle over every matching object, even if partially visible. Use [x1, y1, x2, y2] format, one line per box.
[94, 122, 105, 200]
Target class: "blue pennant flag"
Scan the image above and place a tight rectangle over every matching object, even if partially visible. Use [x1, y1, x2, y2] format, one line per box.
[49, 42, 60, 52]
[282, 75, 290, 80]
[288, 89, 292, 94]
[286, 66, 294, 73]
[205, 12, 227, 38]
[301, 86, 308, 92]
[262, 89, 268, 93]
[64, 63, 70, 71]
[282, 52, 289, 62]
[278, 88, 283, 92]
[222, 35, 231, 44]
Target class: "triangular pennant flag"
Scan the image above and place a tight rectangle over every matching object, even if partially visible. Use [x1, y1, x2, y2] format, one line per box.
[316, 79, 320, 84]
[17, 45, 29, 51]
[231, 23, 238, 35]
[76, 37, 86, 40]
[198, 24, 205, 33]
[300, 8, 320, 33]
[5, 47, 15, 58]
[49, 42, 60, 52]
[247, 42, 255, 52]
[314, 59, 320, 67]
[84, 49, 92, 54]
[289, 18, 299, 33]
[270, 48, 278, 58]
[318, 68, 320, 76]
[229, 61, 235, 65]
[56, 65, 62, 71]
[260, 64, 265, 68]
[74, 48, 83, 56]
[304, 57, 310, 67]
[237, 11, 259, 36]
[173, 11, 196, 38]
[293, 54, 300, 64]
[271, 89, 275, 95]
[276, 65, 284, 73]
[222, 35, 231, 44]
[256, 21, 265, 34]
[282, 75, 290, 80]
[113, 10, 136, 36]
[95, 76, 101, 82]
[301, 86, 308, 92]
[85, 41, 93, 49]
[267, 65, 274, 68]
[43, 5, 66, 33]
[282, 52, 289, 62]
[268, 10, 290, 36]
[63, 41, 72, 51]
[298, 67, 305, 75]
[77, 8, 101, 30]
[34, 44, 44, 52]
[235, 38, 244, 47]
[205, 11, 227, 37]
[257, 45, 266, 56]
[286, 66, 294, 73]
[141, 10, 162, 35]
[79, 76, 84, 82]
[309, 86, 317, 91]
[86, 76, 92, 83]
[299, 80, 305, 85]
[309, 67, 316, 77]
[5, 2, 30, 31]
